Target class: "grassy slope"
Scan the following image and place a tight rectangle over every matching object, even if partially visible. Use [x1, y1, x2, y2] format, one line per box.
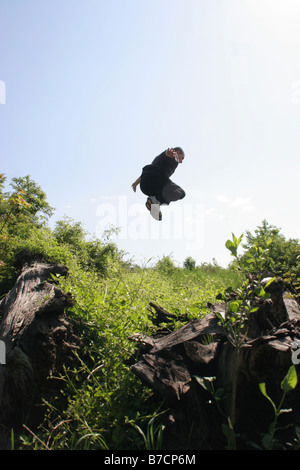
[19, 259, 240, 450]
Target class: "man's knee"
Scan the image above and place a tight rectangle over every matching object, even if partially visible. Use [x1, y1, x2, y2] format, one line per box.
[162, 183, 185, 203]
[179, 189, 186, 200]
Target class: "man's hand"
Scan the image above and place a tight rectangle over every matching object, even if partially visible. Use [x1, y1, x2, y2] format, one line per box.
[166, 148, 177, 158]
[166, 148, 184, 163]
[132, 176, 141, 192]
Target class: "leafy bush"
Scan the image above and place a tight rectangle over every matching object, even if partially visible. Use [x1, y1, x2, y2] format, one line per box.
[238, 220, 300, 298]
[239, 220, 299, 275]
[154, 255, 177, 275]
[53, 216, 123, 276]
[183, 256, 196, 270]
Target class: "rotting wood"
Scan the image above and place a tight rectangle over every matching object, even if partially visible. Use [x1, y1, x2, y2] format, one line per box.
[130, 287, 300, 450]
[0, 258, 81, 448]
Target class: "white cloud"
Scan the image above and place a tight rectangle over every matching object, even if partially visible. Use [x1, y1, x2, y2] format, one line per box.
[242, 205, 255, 212]
[216, 194, 231, 204]
[216, 194, 253, 209]
[231, 196, 251, 207]
[204, 207, 217, 216]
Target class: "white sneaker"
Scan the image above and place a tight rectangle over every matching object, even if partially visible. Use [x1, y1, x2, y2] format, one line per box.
[146, 196, 162, 221]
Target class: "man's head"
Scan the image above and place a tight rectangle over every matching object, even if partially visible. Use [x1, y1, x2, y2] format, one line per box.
[174, 147, 185, 163]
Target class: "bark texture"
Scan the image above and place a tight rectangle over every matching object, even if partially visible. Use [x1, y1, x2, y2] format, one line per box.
[0, 259, 81, 448]
[130, 283, 300, 449]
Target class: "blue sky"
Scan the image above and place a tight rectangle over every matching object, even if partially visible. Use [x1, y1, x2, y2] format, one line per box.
[1, 0, 300, 267]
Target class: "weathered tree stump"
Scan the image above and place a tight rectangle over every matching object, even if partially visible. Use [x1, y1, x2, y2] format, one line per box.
[130, 282, 300, 450]
[0, 258, 81, 448]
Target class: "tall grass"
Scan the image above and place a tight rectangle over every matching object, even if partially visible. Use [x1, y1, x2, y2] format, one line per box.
[2, 218, 240, 450]
[18, 258, 240, 450]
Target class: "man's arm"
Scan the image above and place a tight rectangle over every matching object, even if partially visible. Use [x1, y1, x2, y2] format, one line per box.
[132, 176, 141, 192]
[166, 148, 177, 158]
[166, 148, 184, 163]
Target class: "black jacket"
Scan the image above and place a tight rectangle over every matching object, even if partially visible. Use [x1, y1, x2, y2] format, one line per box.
[142, 150, 178, 179]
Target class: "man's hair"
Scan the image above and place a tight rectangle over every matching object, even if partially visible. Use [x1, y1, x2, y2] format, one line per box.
[174, 147, 184, 156]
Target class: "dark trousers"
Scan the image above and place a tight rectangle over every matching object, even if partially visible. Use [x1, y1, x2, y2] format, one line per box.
[140, 174, 186, 205]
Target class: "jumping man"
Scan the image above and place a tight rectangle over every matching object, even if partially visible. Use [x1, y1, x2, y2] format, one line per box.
[131, 147, 186, 221]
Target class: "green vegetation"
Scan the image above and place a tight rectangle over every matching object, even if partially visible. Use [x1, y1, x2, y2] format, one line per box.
[259, 365, 298, 450]
[1, 174, 300, 450]
[238, 220, 300, 299]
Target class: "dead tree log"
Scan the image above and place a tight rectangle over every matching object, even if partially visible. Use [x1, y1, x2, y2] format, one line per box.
[130, 282, 300, 450]
[0, 258, 81, 446]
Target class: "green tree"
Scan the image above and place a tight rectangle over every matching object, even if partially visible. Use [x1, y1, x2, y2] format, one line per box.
[54, 216, 87, 251]
[155, 255, 176, 275]
[53, 217, 123, 275]
[0, 174, 33, 256]
[9, 175, 54, 225]
[0, 174, 35, 292]
[239, 220, 300, 276]
[183, 256, 196, 270]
